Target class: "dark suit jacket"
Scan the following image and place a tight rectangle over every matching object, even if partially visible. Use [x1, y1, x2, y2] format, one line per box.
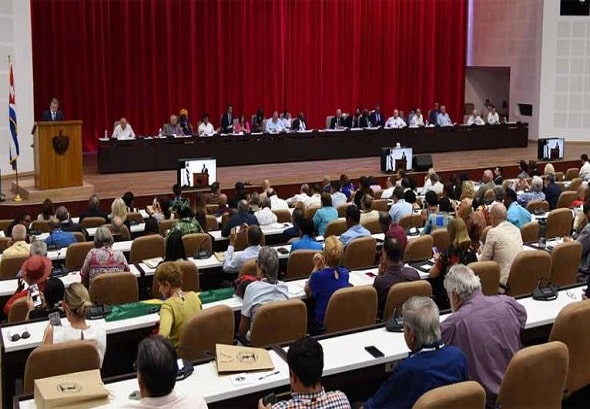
[329, 116, 347, 129]
[221, 212, 259, 237]
[60, 220, 88, 238]
[292, 118, 308, 131]
[359, 116, 371, 128]
[41, 110, 65, 121]
[493, 176, 504, 185]
[369, 112, 385, 127]
[79, 208, 110, 223]
[220, 113, 234, 133]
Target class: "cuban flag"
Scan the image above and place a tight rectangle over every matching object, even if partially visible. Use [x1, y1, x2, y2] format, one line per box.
[8, 60, 19, 170]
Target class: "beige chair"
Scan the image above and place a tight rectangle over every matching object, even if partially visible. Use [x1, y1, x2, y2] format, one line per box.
[220, 213, 231, 230]
[127, 212, 144, 224]
[480, 225, 492, 244]
[399, 214, 423, 229]
[0, 255, 29, 279]
[549, 300, 590, 395]
[23, 341, 101, 394]
[250, 299, 307, 347]
[205, 204, 219, 215]
[30, 220, 51, 233]
[205, 215, 218, 231]
[546, 208, 573, 238]
[0, 237, 10, 252]
[305, 204, 321, 221]
[496, 341, 569, 409]
[550, 241, 582, 287]
[234, 227, 265, 252]
[505, 251, 551, 297]
[89, 272, 138, 305]
[285, 250, 316, 280]
[556, 191, 577, 209]
[272, 209, 291, 223]
[555, 171, 565, 182]
[107, 223, 131, 241]
[565, 168, 580, 181]
[129, 235, 165, 263]
[520, 221, 539, 243]
[383, 281, 432, 321]
[0, 219, 13, 234]
[153, 261, 200, 297]
[8, 297, 30, 323]
[73, 231, 86, 242]
[430, 229, 450, 253]
[182, 233, 212, 258]
[371, 199, 389, 212]
[342, 237, 377, 269]
[467, 261, 500, 296]
[337, 203, 352, 218]
[158, 219, 177, 236]
[568, 177, 583, 192]
[403, 235, 433, 263]
[373, 190, 383, 200]
[64, 242, 94, 270]
[526, 200, 549, 213]
[324, 218, 347, 238]
[361, 218, 382, 234]
[324, 286, 377, 333]
[178, 305, 234, 360]
[81, 217, 107, 229]
[413, 381, 486, 409]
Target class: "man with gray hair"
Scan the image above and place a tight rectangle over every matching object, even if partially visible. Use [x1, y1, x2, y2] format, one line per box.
[362, 296, 467, 409]
[3, 224, 30, 258]
[442, 264, 526, 407]
[79, 194, 109, 223]
[286, 184, 311, 207]
[238, 246, 288, 339]
[477, 169, 495, 199]
[517, 175, 546, 207]
[55, 205, 87, 238]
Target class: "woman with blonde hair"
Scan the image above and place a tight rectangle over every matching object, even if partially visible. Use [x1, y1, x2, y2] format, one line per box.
[428, 218, 477, 310]
[544, 163, 555, 176]
[460, 180, 476, 200]
[110, 197, 128, 227]
[42, 283, 107, 365]
[156, 262, 202, 347]
[304, 236, 351, 334]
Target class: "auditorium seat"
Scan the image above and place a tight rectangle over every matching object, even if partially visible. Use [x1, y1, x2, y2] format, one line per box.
[30, 220, 50, 233]
[129, 235, 165, 263]
[221, 213, 231, 230]
[285, 250, 316, 280]
[8, 297, 30, 323]
[127, 212, 144, 224]
[556, 191, 577, 209]
[81, 217, 107, 229]
[549, 300, 590, 396]
[412, 381, 486, 409]
[467, 261, 500, 296]
[24, 341, 101, 394]
[0, 255, 29, 279]
[504, 251, 551, 297]
[403, 235, 433, 263]
[73, 231, 86, 242]
[158, 219, 177, 236]
[64, 242, 94, 270]
[0, 237, 11, 252]
[89, 272, 138, 305]
[205, 204, 219, 215]
[520, 221, 539, 243]
[324, 286, 377, 334]
[555, 171, 565, 182]
[342, 237, 377, 269]
[546, 208, 573, 237]
[568, 177, 583, 192]
[550, 241, 582, 287]
[205, 215, 218, 231]
[371, 199, 389, 212]
[526, 200, 549, 214]
[565, 167, 580, 181]
[361, 219, 381, 234]
[178, 305, 234, 360]
[182, 233, 212, 258]
[324, 218, 347, 238]
[430, 229, 450, 253]
[305, 204, 321, 221]
[234, 228, 265, 251]
[337, 204, 352, 218]
[480, 225, 492, 244]
[153, 261, 200, 297]
[249, 299, 307, 347]
[383, 281, 432, 321]
[373, 190, 383, 200]
[496, 341, 568, 409]
[272, 209, 291, 223]
[399, 214, 422, 229]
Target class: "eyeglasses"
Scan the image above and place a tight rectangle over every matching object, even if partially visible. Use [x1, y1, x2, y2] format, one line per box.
[9, 328, 30, 342]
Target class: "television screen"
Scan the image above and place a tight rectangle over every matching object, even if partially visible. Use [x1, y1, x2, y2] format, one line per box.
[537, 138, 564, 161]
[380, 147, 413, 172]
[177, 158, 217, 189]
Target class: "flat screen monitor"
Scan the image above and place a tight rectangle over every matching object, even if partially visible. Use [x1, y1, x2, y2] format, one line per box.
[537, 138, 564, 161]
[380, 147, 413, 172]
[177, 158, 217, 189]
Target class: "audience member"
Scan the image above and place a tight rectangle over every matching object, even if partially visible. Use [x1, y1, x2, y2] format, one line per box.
[379, 211, 407, 252]
[581, 154, 590, 181]
[37, 198, 55, 221]
[476, 170, 495, 199]
[79, 194, 109, 223]
[422, 191, 449, 235]
[167, 205, 204, 237]
[424, 173, 444, 194]
[3, 224, 30, 258]
[504, 188, 532, 229]
[543, 174, 559, 211]
[438, 183, 454, 212]
[339, 205, 370, 246]
[304, 184, 322, 209]
[143, 217, 159, 236]
[268, 189, 289, 210]
[228, 182, 248, 209]
[517, 176, 546, 206]
[321, 175, 331, 193]
[313, 193, 338, 236]
[339, 174, 355, 200]
[3, 254, 52, 315]
[164, 231, 186, 262]
[122, 191, 135, 212]
[286, 184, 311, 207]
[575, 202, 590, 281]
[206, 182, 222, 205]
[223, 225, 263, 274]
[55, 206, 87, 237]
[330, 181, 347, 209]
[291, 219, 323, 253]
[169, 184, 190, 215]
[45, 219, 77, 248]
[359, 194, 379, 224]
[493, 166, 504, 185]
[283, 209, 305, 242]
[571, 184, 588, 208]
[255, 198, 278, 226]
[442, 264, 527, 407]
[27, 276, 65, 320]
[5, 212, 32, 237]
[106, 216, 131, 241]
[81, 226, 129, 286]
[517, 160, 529, 179]
[389, 186, 413, 223]
[380, 176, 395, 200]
[353, 177, 372, 208]
[361, 297, 467, 408]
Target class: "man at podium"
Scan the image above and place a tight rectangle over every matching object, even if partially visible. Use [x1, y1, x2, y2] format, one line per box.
[41, 97, 64, 121]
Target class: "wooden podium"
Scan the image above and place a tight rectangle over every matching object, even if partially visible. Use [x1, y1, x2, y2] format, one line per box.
[192, 173, 209, 188]
[34, 120, 83, 190]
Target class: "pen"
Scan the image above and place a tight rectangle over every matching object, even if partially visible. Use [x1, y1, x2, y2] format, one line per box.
[258, 370, 280, 381]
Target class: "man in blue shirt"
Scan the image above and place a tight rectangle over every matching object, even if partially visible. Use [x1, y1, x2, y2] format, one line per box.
[389, 186, 413, 223]
[504, 188, 532, 229]
[436, 105, 453, 127]
[362, 296, 468, 409]
[291, 219, 323, 253]
[339, 205, 370, 246]
[265, 111, 286, 133]
[221, 200, 259, 237]
[45, 220, 77, 249]
[223, 225, 262, 273]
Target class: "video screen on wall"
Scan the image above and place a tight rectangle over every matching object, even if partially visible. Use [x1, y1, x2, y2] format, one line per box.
[537, 138, 564, 161]
[177, 158, 217, 189]
[380, 147, 413, 172]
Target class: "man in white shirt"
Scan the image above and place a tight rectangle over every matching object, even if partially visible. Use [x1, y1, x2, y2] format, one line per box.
[423, 174, 444, 194]
[385, 109, 407, 129]
[466, 109, 485, 126]
[381, 176, 395, 199]
[580, 154, 590, 181]
[281, 111, 292, 130]
[197, 113, 215, 136]
[112, 117, 135, 139]
[436, 105, 453, 126]
[487, 106, 500, 125]
[304, 184, 322, 208]
[128, 335, 208, 409]
[330, 181, 348, 209]
[265, 111, 286, 133]
[255, 198, 278, 225]
[268, 189, 289, 210]
[409, 109, 424, 128]
[287, 184, 311, 207]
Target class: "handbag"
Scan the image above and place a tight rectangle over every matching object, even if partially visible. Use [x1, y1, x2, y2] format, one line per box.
[532, 278, 559, 301]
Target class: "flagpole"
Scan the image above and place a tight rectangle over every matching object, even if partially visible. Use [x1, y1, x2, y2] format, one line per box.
[7, 55, 21, 202]
[13, 161, 21, 202]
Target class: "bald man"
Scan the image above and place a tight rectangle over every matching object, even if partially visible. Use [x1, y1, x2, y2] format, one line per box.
[479, 204, 523, 286]
[329, 109, 346, 129]
[112, 117, 136, 139]
[260, 179, 272, 200]
[3, 224, 30, 258]
[477, 170, 495, 199]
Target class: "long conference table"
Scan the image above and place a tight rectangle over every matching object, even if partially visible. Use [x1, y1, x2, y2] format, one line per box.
[97, 123, 529, 173]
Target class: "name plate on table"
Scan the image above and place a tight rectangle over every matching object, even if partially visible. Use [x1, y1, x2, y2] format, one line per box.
[216, 344, 274, 373]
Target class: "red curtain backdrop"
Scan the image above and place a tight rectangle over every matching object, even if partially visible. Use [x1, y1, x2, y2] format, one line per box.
[31, 0, 467, 152]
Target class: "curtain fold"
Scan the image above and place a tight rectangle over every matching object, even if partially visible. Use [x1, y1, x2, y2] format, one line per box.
[31, 0, 467, 152]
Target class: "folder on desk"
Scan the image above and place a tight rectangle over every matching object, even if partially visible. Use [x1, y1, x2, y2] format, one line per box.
[216, 344, 274, 373]
[143, 257, 164, 269]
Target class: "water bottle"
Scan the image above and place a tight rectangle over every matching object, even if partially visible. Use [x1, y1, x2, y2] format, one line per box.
[104, 129, 108, 139]
[158, 128, 162, 137]
[538, 218, 547, 249]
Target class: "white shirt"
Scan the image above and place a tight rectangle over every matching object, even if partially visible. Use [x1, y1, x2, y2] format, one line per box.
[467, 115, 485, 126]
[197, 121, 215, 136]
[409, 114, 424, 128]
[53, 322, 107, 366]
[255, 207, 278, 225]
[331, 191, 348, 209]
[124, 391, 208, 409]
[424, 181, 444, 194]
[487, 112, 500, 125]
[112, 124, 135, 139]
[581, 161, 590, 181]
[304, 193, 322, 209]
[381, 186, 394, 199]
[287, 193, 310, 206]
[270, 195, 289, 210]
[265, 118, 286, 133]
[282, 117, 292, 129]
[385, 116, 407, 129]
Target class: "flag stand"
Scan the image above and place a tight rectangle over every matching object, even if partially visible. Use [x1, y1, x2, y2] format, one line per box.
[13, 162, 22, 202]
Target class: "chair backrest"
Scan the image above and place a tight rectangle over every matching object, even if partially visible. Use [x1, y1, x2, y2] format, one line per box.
[73, 231, 86, 242]
[8, 296, 30, 323]
[546, 208, 573, 238]
[342, 237, 377, 269]
[127, 212, 144, 224]
[238, 258, 257, 278]
[220, 213, 231, 230]
[0, 219, 13, 234]
[506, 250, 551, 297]
[64, 242, 94, 270]
[467, 261, 500, 296]
[325, 115, 334, 129]
[205, 215, 218, 231]
[430, 229, 450, 253]
[480, 225, 492, 244]
[399, 214, 423, 229]
[182, 233, 212, 258]
[250, 299, 307, 347]
[550, 241, 582, 287]
[129, 235, 165, 263]
[285, 250, 316, 280]
[549, 300, 590, 394]
[324, 218, 347, 238]
[403, 235, 433, 263]
[412, 381, 486, 409]
[526, 200, 549, 213]
[373, 190, 383, 200]
[556, 191, 577, 209]
[30, 220, 51, 233]
[361, 218, 382, 234]
[305, 204, 321, 221]
[565, 167, 580, 181]
[152, 260, 201, 297]
[205, 204, 219, 215]
[383, 281, 432, 321]
[520, 221, 540, 243]
[178, 305, 234, 360]
[371, 199, 389, 212]
[568, 177, 583, 192]
[89, 272, 139, 305]
[272, 209, 291, 223]
[0, 236, 11, 252]
[0, 255, 29, 279]
[24, 341, 101, 394]
[81, 217, 106, 229]
[108, 223, 131, 241]
[497, 341, 569, 409]
[234, 228, 265, 252]
[158, 219, 177, 236]
[337, 203, 352, 217]
[324, 286, 377, 333]
[555, 171, 565, 181]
